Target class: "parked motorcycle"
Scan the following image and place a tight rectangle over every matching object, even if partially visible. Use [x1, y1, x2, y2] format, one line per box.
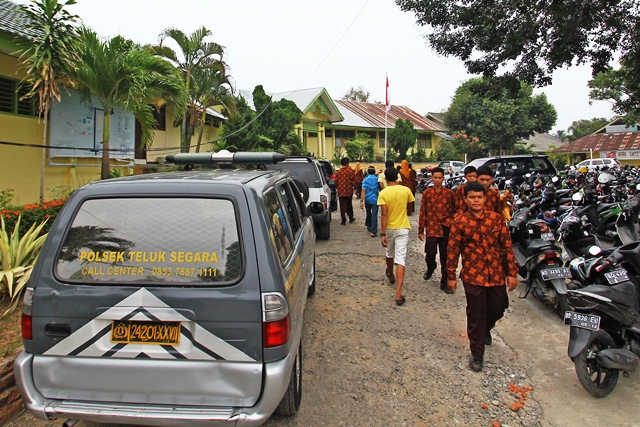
[565, 241, 640, 397]
[615, 196, 640, 244]
[510, 201, 570, 318]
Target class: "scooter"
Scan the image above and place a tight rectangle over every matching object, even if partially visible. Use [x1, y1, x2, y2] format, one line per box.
[510, 201, 570, 318]
[565, 241, 640, 397]
[615, 196, 640, 244]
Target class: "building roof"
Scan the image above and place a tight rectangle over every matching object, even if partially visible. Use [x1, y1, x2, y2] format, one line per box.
[553, 132, 640, 153]
[516, 133, 564, 153]
[425, 112, 446, 129]
[237, 87, 344, 122]
[334, 100, 444, 131]
[0, 0, 38, 40]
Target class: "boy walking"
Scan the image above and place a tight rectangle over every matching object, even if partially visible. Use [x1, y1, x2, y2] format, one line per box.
[379, 167, 415, 306]
[446, 182, 518, 372]
[418, 167, 456, 294]
[335, 157, 355, 225]
[360, 166, 380, 237]
[454, 165, 477, 217]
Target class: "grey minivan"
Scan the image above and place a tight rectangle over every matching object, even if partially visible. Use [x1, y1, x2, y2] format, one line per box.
[14, 152, 315, 426]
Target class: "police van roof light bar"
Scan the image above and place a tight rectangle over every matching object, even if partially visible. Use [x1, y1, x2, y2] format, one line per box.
[166, 151, 286, 165]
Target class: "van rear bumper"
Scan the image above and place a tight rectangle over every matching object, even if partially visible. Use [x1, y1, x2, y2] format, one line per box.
[14, 351, 294, 427]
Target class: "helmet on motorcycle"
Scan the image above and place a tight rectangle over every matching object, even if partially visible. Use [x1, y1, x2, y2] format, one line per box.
[597, 172, 615, 184]
[578, 166, 588, 174]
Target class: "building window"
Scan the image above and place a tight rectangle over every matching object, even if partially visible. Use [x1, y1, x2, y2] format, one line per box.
[308, 132, 318, 137]
[325, 128, 333, 137]
[0, 77, 35, 116]
[417, 133, 432, 149]
[152, 105, 166, 130]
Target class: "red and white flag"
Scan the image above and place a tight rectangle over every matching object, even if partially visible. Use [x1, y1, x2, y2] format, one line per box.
[385, 75, 391, 112]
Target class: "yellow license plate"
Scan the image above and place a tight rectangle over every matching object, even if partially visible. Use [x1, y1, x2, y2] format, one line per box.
[110, 320, 181, 345]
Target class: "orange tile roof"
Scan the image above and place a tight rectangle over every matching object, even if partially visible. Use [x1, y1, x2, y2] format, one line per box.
[335, 100, 443, 131]
[553, 132, 640, 153]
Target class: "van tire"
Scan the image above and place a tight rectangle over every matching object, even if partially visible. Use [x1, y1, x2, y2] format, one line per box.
[317, 220, 330, 240]
[276, 341, 302, 416]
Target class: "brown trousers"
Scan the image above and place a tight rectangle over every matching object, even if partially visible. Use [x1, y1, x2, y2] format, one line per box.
[462, 282, 509, 358]
[339, 196, 354, 223]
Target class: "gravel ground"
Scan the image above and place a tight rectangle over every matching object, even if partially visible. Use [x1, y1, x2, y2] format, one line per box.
[6, 193, 542, 427]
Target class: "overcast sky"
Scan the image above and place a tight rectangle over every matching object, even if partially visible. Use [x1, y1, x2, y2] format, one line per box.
[15, 0, 615, 133]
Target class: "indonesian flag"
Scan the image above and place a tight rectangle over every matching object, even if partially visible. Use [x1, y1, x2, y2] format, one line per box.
[385, 75, 391, 112]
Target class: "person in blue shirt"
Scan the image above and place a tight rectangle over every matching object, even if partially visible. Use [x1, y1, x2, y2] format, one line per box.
[360, 166, 381, 237]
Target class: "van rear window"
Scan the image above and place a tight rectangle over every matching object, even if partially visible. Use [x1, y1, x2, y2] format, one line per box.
[56, 198, 242, 284]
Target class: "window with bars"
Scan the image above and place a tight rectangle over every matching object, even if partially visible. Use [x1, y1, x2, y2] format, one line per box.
[0, 77, 35, 116]
[417, 133, 432, 149]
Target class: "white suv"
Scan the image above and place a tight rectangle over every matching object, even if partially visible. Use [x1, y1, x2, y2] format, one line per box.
[437, 160, 466, 175]
[576, 158, 621, 172]
[264, 156, 332, 240]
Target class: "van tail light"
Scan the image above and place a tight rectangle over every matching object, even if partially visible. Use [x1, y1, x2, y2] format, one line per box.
[262, 293, 290, 348]
[22, 288, 34, 340]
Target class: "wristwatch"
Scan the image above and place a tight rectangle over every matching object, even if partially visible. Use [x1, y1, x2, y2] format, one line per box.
[380, 233, 386, 236]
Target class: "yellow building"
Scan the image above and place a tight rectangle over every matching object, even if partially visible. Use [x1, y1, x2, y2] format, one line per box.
[237, 87, 445, 160]
[0, 0, 222, 204]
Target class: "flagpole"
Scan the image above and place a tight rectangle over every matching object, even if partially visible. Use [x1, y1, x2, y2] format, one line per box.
[384, 72, 389, 163]
[384, 108, 388, 163]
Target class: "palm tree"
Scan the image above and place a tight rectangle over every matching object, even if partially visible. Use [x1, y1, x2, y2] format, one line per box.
[190, 66, 237, 152]
[70, 28, 186, 179]
[16, 0, 80, 202]
[152, 26, 227, 152]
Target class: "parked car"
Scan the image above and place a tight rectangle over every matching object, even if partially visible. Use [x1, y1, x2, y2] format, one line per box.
[436, 160, 466, 175]
[467, 154, 557, 186]
[14, 151, 315, 427]
[264, 156, 332, 239]
[575, 158, 621, 172]
[317, 159, 337, 212]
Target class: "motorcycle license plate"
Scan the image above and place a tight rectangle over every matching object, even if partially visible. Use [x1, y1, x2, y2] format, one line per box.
[604, 269, 629, 284]
[564, 311, 600, 331]
[540, 267, 571, 281]
[541, 232, 555, 241]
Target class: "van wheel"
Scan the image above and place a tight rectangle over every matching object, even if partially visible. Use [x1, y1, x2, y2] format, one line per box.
[317, 220, 330, 240]
[308, 256, 316, 297]
[276, 341, 302, 416]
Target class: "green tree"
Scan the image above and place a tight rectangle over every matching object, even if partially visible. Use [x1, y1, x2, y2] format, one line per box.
[220, 95, 258, 151]
[342, 86, 370, 102]
[395, 0, 639, 93]
[190, 66, 236, 153]
[445, 77, 557, 153]
[251, 85, 303, 152]
[434, 140, 458, 161]
[153, 26, 226, 152]
[389, 118, 417, 160]
[567, 118, 609, 141]
[588, 64, 639, 124]
[16, 0, 80, 203]
[70, 29, 186, 179]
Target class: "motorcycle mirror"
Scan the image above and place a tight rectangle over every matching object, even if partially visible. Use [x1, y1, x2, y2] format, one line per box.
[588, 246, 602, 256]
[572, 192, 583, 202]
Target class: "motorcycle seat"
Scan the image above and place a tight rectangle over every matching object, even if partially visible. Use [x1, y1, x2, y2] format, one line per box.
[556, 205, 573, 215]
[596, 202, 619, 213]
[575, 282, 638, 307]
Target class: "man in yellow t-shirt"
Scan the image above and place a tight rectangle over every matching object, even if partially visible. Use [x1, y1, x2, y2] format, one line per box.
[378, 167, 415, 306]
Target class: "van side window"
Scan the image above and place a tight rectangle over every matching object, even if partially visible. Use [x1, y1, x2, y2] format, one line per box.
[530, 158, 549, 171]
[280, 181, 304, 237]
[265, 189, 293, 263]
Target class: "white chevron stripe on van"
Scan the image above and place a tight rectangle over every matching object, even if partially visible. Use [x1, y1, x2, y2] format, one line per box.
[43, 288, 255, 362]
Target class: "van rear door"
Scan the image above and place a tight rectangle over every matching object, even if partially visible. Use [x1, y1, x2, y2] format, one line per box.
[28, 187, 264, 407]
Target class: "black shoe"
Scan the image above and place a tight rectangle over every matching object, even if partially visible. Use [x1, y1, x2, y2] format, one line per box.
[423, 269, 434, 280]
[440, 284, 454, 294]
[340, 221, 346, 226]
[349, 218, 356, 223]
[469, 356, 483, 372]
[485, 332, 492, 346]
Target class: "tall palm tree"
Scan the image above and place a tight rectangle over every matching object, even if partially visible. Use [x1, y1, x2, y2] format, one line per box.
[16, 0, 80, 202]
[152, 26, 227, 152]
[70, 28, 186, 179]
[190, 66, 237, 152]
